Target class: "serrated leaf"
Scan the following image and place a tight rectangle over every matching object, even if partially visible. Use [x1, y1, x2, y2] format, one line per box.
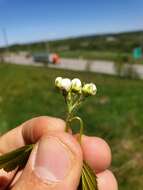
[78, 161, 98, 190]
[0, 144, 34, 172]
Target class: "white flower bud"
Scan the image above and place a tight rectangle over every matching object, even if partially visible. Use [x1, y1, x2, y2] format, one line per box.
[82, 83, 97, 96]
[71, 78, 82, 92]
[55, 77, 62, 88]
[61, 78, 71, 91]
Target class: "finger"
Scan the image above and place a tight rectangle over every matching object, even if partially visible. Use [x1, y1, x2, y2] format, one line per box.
[80, 135, 112, 173]
[0, 169, 15, 190]
[0, 116, 65, 189]
[22, 116, 66, 144]
[12, 133, 83, 190]
[0, 116, 66, 153]
[97, 170, 118, 190]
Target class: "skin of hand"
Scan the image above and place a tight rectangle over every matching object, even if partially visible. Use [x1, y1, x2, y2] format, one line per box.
[0, 116, 118, 190]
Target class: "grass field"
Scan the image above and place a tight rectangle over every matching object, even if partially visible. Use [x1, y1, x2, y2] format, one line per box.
[60, 50, 143, 65]
[0, 63, 143, 189]
[59, 50, 130, 62]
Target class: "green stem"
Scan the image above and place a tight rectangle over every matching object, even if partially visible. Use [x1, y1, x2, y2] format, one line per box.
[64, 92, 84, 136]
[69, 116, 84, 144]
[65, 114, 71, 132]
[70, 97, 82, 113]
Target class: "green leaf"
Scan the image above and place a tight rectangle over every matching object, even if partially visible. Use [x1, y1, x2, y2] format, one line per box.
[0, 144, 34, 172]
[78, 161, 98, 190]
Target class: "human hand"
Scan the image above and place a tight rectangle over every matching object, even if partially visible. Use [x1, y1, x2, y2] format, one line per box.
[0, 116, 118, 190]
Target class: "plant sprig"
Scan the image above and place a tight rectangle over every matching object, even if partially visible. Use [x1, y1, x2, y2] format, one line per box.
[55, 77, 98, 190]
[0, 77, 98, 190]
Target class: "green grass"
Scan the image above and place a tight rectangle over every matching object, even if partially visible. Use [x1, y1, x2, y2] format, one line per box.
[0, 63, 143, 189]
[59, 50, 130, 62]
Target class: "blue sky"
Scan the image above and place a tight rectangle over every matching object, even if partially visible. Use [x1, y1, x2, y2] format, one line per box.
[0, 0, 143, 46]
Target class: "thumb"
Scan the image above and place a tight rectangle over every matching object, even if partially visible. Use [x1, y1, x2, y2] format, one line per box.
[12, 133, 83, 190]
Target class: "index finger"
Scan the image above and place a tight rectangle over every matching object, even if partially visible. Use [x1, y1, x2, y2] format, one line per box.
[0, 116, 66, 154]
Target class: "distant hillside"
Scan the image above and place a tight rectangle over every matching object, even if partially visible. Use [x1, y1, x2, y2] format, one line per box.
[49, 30, 143, 53]
[1, 30, 142, 53]
[1, 30, 143, 62]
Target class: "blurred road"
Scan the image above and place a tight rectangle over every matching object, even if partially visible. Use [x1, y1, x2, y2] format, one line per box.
[4, 55, 143, 79]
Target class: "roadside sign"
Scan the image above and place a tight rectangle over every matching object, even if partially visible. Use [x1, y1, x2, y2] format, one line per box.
[133, 47, 142, 59]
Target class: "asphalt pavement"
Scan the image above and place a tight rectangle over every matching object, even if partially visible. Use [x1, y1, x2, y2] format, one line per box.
[4, 55, 143, 79]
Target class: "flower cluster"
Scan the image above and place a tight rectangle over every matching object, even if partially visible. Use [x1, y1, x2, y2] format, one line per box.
[55, 76, 98, 190]
[55, 77, 97, 96]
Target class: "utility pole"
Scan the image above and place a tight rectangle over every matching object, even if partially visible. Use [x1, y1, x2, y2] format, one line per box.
[2, 28, 9, 56]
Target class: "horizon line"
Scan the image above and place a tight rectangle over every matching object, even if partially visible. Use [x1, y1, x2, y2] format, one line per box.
[0, 28, 143, 48]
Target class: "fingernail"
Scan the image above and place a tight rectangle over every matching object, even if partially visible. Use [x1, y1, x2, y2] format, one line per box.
[34, 137, 73, 182]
